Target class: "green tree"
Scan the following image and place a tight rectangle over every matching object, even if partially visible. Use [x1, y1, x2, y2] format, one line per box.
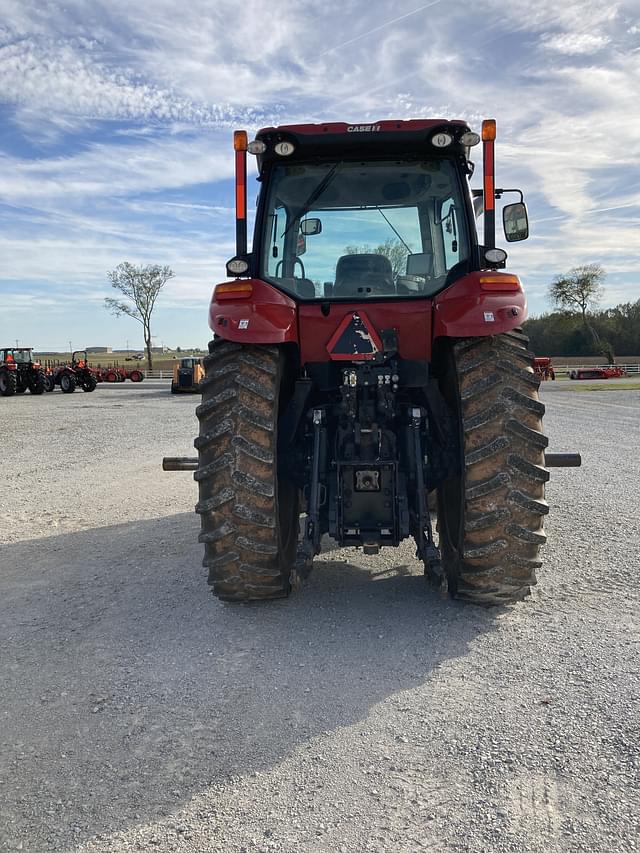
[524, 297, 640, 358]
[548, 264, 614, 362]
[105, 262, 174, 370]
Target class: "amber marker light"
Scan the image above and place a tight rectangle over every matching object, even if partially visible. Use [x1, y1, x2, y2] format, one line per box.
[482, 119, 496, 141]
[234, 130, 248, 151]
[215, 281, 253, 300]
[479, 274, 521, 291]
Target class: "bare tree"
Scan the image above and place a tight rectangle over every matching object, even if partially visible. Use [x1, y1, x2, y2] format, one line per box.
[105, 263, 174, 370]
[344, 239, 409, 279]
[548, 264, 614, 362]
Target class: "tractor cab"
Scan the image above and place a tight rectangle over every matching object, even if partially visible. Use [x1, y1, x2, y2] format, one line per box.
[3, 347, 35, 365]
[224, 120, 529, 304]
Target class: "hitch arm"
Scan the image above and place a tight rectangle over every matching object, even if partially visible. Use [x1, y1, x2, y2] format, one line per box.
[545, 453, 581, 467]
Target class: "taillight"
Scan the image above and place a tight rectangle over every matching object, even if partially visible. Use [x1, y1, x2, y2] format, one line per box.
[215, 281, 253, 300]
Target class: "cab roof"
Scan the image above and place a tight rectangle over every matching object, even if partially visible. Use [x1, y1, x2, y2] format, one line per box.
[254, 119, 473, 167]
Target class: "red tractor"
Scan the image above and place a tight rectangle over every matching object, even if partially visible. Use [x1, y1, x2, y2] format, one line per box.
[0, 348, 46, 396]
[51, 351, 97, 393]
[166, 118, 580, 606]
[533, 357, 556, 380]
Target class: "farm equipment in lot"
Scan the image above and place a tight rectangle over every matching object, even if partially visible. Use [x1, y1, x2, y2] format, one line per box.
[0, 348, 46, 396]
[569, 366, 625, 380]
[533, 357, 555, 380]
[52, 351, 97, 393]
[164, 117, 581, 606]
[95, 366, 144, 383]
[171, 358, 204, 393]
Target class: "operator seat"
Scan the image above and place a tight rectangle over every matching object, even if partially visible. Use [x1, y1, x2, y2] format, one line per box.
[334, 254, 394, 297]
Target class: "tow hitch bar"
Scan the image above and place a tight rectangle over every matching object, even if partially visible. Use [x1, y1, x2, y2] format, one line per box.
[162, 457, 198, 471]
[162, 452, 582, 472]
[544, 453, 581, 467]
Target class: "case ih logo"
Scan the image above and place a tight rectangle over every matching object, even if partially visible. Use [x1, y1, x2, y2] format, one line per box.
[347, 124, 381, 133]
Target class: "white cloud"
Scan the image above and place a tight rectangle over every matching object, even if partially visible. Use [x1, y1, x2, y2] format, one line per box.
[1, 0, 639, 340]
[541, 33, 610, 54]
[0, 134, 233, 201]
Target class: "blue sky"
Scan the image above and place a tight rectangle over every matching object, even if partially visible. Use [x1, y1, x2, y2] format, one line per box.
[1, 0, 639, 350]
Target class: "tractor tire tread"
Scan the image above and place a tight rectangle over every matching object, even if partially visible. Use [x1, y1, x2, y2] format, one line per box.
[439, 332, 548, 605]
[196, 339, 295, 601]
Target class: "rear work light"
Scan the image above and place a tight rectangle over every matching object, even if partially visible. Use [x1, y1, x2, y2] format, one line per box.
[274, 141, 295, 156]
[215, 281, 253, 300]
[479, 274, 521, 291]
[460, 131, 480, 147]
[431, 131, 453, 148]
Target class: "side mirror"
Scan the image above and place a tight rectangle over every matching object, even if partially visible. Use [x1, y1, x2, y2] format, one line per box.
[503, 202, 529, 242]
[300, 218, 322, 236]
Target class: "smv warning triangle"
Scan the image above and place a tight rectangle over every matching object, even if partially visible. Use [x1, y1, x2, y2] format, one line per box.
[326, 311, 383, 361]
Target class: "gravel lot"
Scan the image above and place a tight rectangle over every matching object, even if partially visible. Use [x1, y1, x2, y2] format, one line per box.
[1, 381, 639, 852]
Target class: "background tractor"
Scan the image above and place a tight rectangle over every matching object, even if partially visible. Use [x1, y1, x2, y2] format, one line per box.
[171, 357, 204, 393]
[533, 357, 556, 381]
[165, 118, 580, 606]
[0, 348, 46, 396]
[52, 351, 97, 393]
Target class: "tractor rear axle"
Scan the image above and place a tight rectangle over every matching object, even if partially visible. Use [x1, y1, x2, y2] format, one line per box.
[162, 452, 582, 472]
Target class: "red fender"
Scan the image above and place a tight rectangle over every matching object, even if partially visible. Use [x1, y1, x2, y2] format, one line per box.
[209, 278, 298, 345]
[432, 271, 527, 339]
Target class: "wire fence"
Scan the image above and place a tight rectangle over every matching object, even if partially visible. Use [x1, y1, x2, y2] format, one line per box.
[143, 365, 640, 380]
[551, 363, 640, 377]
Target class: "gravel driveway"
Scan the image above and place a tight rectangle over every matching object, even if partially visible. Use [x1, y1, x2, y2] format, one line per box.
[1, 382, 638, 852]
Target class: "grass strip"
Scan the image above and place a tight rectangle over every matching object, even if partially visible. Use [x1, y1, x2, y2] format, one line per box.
[569, 382, 640, 392]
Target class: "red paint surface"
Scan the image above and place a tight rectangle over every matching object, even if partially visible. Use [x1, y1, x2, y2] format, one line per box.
[483, 139, 495, 211]
[235, 150, 246, 219]
[209, 279, 298, 345]
[433, 272, 527, 339]
[209, 272, 528, 361]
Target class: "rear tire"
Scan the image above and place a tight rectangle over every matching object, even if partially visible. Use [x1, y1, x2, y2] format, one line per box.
[195, 339, 299, 601]
[28, 369, 46, 394]
[60, 373, 76, 393]
[0, 370, 17, 396]
[436, 331, 548, 605]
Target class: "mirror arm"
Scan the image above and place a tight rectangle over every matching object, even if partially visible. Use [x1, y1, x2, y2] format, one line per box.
[494, 187, 524, 203]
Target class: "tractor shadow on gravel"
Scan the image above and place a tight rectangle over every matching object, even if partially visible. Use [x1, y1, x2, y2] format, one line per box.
[0, 513, 505, 850]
